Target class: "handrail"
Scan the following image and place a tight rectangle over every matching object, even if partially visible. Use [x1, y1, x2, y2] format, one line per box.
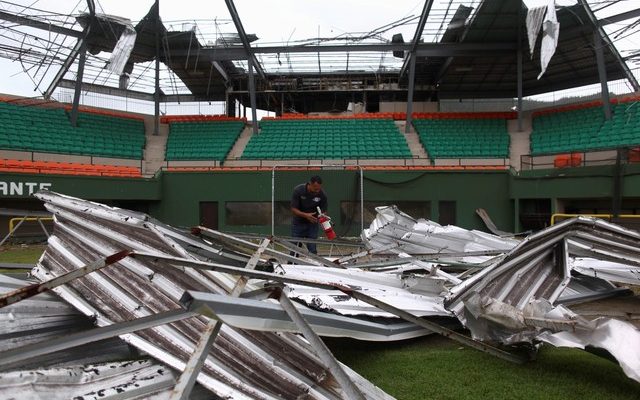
[550, 213, 640, 225]
[9, 217, 53, 232]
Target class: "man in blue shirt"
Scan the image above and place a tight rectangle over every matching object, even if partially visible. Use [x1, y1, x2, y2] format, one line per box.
[290, 175, 328, 254]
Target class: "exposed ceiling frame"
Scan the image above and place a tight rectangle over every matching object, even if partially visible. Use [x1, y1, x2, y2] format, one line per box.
[0, 10, 82, 38]
[578, 0, 640, 91]
[399, 0, 436, 78]
[224, 0, 266, 80]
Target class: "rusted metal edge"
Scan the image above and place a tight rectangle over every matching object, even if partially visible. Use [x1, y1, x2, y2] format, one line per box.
[0, 249, 131, 308]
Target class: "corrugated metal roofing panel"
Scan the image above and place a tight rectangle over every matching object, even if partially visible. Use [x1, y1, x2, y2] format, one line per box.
[30, 191, 394, 400]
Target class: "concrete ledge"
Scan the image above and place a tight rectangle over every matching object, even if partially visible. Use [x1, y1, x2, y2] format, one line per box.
[167, 160, 219, 167]
[0, 150, 32, 160]
[460, 158, 508, 166]
[433, 159, 462, 166]
[260, 160, 311, 167]
[585, 150, 616, 161]
[356, 159, 406, 166]
[91, 157, 141, 167]
[223, 159, 262, 167]
[404, 158, 432, 166]
[33, 153, 92, 163]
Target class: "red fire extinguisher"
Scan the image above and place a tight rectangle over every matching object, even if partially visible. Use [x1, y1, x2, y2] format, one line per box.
[317, 207, 336, 240]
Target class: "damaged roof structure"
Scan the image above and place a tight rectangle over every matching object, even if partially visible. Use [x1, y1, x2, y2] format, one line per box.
[0, 193, 639, 399]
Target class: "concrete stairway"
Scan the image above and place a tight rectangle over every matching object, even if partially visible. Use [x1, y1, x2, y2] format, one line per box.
[507, 115, 532, 171]
[395, 121, 429, 159]
[225, 124, 253, 160]
[141, 116, 169, 177]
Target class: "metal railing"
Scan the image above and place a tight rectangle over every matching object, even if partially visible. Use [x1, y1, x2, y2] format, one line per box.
[550, 213, 640, 226]
[520, 147, 638, 171]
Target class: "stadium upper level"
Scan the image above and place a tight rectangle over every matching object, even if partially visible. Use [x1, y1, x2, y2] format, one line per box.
[0, 0, 637, 116]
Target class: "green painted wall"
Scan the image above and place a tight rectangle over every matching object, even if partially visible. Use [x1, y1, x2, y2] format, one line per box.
[0, 173, 160, 201]
[2, 164, 639, 237]
[511, 164, 640, 199]
[152, 170, 513, 235]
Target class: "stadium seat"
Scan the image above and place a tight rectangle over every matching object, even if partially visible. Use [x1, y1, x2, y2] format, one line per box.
[412, 114, 510, 160]
[530, 101, 640, 155]
[165, 120, 244, 162]
[0, 101, 145, 159]
[241, 117, 411, 160]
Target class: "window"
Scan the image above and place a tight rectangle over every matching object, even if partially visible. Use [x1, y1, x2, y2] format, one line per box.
[438, 201, 456, 226]
[225, 201, 292, 226]
[199, 201, 218, 229]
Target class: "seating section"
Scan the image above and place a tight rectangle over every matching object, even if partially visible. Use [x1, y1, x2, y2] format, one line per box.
[531, 102, 604, 155]
[412, 113, 512, 159]
[531, 97, 640, 155]
[242, 117, 412, 159]
[597, 101, 640, 149]
[0, 159, 142, 177]
[165, 120, 244, 161]
[0, 102, 145, 159]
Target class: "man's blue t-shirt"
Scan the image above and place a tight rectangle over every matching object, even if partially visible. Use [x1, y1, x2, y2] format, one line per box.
[291, 183, 328, 225]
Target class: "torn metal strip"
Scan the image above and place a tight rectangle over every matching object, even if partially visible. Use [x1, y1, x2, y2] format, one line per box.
[134, 252, 521, 363]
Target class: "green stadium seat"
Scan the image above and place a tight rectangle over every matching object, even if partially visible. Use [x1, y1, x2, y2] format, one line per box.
[166, 120, 244, 161]
[242, 118, 411, 160]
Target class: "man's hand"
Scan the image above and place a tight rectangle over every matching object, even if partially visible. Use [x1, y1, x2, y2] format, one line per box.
[303, 212, 318, 223]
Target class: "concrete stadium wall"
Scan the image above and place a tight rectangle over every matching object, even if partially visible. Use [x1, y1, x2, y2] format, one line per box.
[1, 164, 639, 239]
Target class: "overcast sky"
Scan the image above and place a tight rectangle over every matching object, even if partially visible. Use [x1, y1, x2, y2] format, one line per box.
[0, 0, 637, 99]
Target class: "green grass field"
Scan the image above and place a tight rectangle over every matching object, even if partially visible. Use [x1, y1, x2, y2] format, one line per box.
[326, 336, 640, 399]
[1, 244, 638, 398]
[0, 244, 46, 265]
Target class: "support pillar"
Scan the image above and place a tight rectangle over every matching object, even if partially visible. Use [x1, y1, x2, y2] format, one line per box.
[514, 198, 521, 233]
[70, 41, 87, 128]
[517, 4, 523, 132]
[362, 90, 367, 113]
[594, 30, 612, 120]
[405, 54, 416, 134]
[153, 0, 161, 135]
[248, 58, 258, 135]
[612, 149, 624, 217]
[280, 92, 284, 116]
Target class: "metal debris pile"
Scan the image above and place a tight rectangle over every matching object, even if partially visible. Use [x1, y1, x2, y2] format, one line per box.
[0, 194, 638, 399]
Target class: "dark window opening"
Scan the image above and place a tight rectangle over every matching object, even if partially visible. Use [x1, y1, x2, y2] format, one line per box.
[199, 202, 218, 229]
[438, 201, 456, 226]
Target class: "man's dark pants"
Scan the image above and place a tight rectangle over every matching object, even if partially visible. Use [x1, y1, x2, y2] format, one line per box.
[291, 221, 319, 255]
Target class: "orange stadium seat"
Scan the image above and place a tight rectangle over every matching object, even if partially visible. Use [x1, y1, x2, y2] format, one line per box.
[0, 159, 142, 178]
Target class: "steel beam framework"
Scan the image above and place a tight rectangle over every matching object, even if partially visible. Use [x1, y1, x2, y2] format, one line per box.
[579, 0, 640, 91]
[0, 11, 82, 37]
[399, 0, 436, 78]
[224, 0, 266, 80]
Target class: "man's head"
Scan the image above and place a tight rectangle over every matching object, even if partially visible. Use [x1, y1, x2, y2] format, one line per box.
[307, 175, 323, 194]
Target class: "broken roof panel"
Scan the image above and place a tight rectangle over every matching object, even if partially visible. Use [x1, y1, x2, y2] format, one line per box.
[362, 205, 517, 265]
[0, 276, 219, 399]
[442, 216, 640, 383]
[278, 264, 450, 318]
[28, 191, 394, 400]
